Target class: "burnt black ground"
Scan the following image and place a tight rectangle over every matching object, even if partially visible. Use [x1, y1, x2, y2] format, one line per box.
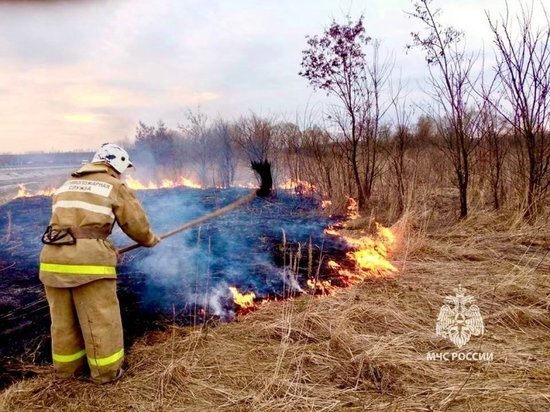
[0, 188, 350, 388]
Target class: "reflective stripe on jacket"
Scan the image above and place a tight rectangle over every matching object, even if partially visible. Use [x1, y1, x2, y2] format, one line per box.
[39, 162, 156, 288]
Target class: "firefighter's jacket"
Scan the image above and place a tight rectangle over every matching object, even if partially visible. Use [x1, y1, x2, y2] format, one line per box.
[39, 162, 157, 288]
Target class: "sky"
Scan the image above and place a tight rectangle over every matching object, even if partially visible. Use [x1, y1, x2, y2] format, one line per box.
[0, 0, 544, 153]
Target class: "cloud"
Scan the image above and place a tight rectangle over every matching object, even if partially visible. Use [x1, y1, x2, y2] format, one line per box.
[0, 1, 111, 65]
[63, 113, 96, 124]
[0, 0, 540, 153]
[167, 89, 223, 106]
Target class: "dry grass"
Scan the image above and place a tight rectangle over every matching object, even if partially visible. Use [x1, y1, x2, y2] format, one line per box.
[1, 210, 548, 411]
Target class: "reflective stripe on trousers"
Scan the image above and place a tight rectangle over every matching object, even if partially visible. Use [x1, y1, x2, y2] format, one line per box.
[53, 348, 124, 367]
[88, 348, 124, 367]
[53, 349, 86, 363]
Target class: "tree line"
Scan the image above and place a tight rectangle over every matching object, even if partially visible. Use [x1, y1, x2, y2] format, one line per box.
[130, 0, 549, 221]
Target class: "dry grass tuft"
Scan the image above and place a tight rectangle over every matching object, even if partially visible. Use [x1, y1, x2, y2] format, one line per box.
[1, 211, 548, 411]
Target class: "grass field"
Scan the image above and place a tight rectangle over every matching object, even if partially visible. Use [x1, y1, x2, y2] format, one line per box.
[1, 207, 548, 411]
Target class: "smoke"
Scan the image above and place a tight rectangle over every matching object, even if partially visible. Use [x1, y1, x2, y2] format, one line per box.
[115, 187, 338, 319]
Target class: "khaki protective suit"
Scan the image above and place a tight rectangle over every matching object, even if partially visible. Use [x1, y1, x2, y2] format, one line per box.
[39, 162, 158, 383]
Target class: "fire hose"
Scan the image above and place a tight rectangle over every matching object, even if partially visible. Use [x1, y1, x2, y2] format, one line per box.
[117, 161, 272, 255]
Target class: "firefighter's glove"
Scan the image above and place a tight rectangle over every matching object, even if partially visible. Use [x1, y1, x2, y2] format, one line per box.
[148, 235, 161, 247]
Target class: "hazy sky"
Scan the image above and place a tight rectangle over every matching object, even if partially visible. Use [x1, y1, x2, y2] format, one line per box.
[0, 0, 542, 153]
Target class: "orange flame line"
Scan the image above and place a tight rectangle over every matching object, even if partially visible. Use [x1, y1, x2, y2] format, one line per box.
[15, 184, 56, 198]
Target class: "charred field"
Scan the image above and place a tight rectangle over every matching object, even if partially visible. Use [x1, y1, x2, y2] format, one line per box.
[0, 187, 355, 387]
[0, 202, 548, 411]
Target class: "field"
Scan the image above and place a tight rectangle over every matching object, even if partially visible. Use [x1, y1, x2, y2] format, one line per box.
[1, 0, 549, 409]
[1, 204, 548, 411]
[0, 166, 73, 204]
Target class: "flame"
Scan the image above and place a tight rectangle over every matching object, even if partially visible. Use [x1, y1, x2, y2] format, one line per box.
[235, 183, 255, 189]
[350, 244, 397, 273]
[16, 184, 30, 198]
[306, 278, 336, 295]
[160, 177, 201, 189]
[15, 184, 56, 198]
[125, 175, 202, 190]
[306, 224, 399, 297]
[376, 224, 396, 246]
[230, 223, 397, 309]
[220, 223, 397, 314]
[346, 197, 360, 219]
[229, 286, 256, 309]
[278, 179, 316, 194]
[344, 223, 397, 279]
[324, 228, 340, 236]
[14, 175, 203, 198]
[324, 223, 397, 288]
[327, 260, 341, 269]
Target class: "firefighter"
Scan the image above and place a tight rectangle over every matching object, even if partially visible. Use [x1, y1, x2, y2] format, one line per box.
[39, 143, 161, 384]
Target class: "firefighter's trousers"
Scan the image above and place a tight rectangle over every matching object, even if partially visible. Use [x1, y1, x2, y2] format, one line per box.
[44, 279, 124, 384]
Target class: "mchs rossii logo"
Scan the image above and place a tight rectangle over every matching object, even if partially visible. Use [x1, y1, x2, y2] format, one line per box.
[427, 285, 493, 362]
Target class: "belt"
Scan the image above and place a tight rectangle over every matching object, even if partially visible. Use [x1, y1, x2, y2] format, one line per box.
[69, 226, 111, 240]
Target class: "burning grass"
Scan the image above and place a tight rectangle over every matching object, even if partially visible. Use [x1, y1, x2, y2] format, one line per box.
[13, 176, 203, 199]
[1, 209, 548, 411]
[14, 184, 57, 199]
[125, 175, 203, 190]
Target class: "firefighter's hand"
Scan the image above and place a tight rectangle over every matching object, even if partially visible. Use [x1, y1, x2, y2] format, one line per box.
[148, 235, 161, 247]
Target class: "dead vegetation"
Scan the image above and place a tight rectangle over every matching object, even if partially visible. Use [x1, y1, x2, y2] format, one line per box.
[1, 208, 548, 411]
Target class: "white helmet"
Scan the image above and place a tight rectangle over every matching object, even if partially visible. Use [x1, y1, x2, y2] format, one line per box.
[91, 143, 133, 174]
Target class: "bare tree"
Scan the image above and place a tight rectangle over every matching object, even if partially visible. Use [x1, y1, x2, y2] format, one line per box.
[386, 99, 413, 215]
[361, 40, 394, 200]
[233, 113, 275, 163]
[277, 121, 304, 183]
[133, 120, 181, 176]
[212, 119, 236, 188]
[409, 0, 481, 218]
[478, 97, 509, 210]
[486, 2, 550, 218]
[300, 16, 392, 210]
[300, 17, 370, 208]
[181, 108, 210, 186]
[302, 126, 336, 196]
[133, 121, 156, 169]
